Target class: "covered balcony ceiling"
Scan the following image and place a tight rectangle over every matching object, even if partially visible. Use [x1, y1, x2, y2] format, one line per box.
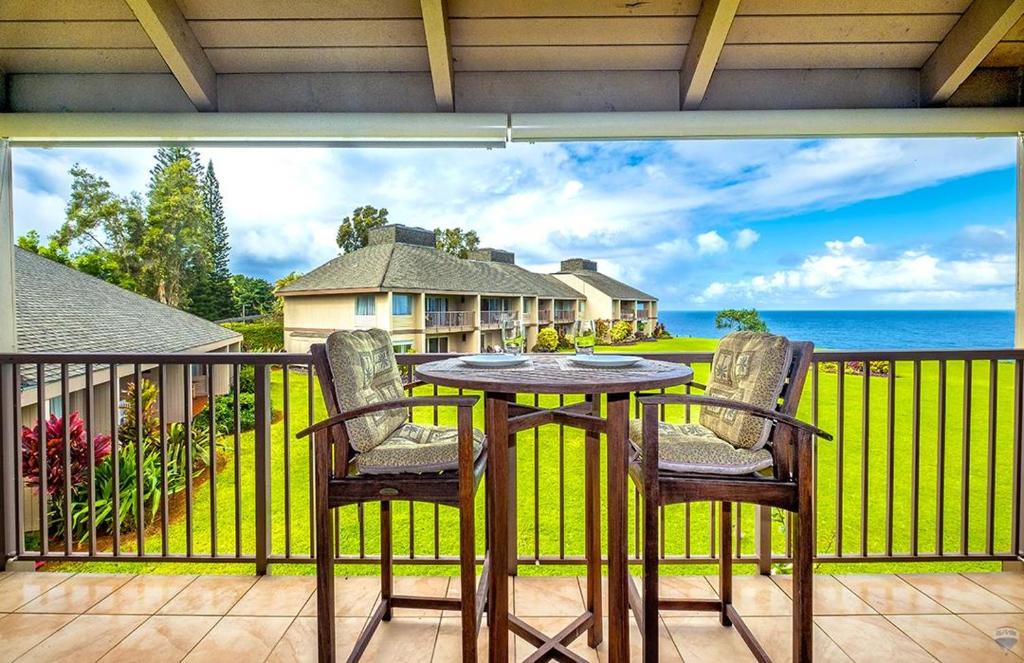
[2, 0, 1024, 121]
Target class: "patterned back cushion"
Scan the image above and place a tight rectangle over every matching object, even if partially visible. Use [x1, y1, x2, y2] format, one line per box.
[700, 331, 793, 450]
[325, 329, 406, 453]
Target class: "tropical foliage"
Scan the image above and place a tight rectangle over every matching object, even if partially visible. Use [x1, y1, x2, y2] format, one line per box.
[336, 205, 389, 253]
[21, 412, 112, 498]
[715, 308, 769, 332]
[434, 227, 480, 258]
[609, 320, 632, 343]
[534, 327, 559, 352]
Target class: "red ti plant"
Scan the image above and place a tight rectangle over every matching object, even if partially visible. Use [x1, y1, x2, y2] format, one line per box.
[21, 412, 112, 497]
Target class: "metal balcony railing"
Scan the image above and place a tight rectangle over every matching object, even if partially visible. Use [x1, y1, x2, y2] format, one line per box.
[480, 310, 514, 327]
[424, 310, 474, 329]
[2, 348, 1023, 574]
[553, 310, 576, 323]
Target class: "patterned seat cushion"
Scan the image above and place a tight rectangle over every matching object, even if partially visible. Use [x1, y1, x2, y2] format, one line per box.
[353, 423, 486, 475]
[700, 331, 793, 450]
[325, 329, 406, 453]
[628, 420, 773, 476]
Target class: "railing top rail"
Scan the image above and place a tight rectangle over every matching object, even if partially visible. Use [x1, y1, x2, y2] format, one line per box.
[1, 347, 1022, 367]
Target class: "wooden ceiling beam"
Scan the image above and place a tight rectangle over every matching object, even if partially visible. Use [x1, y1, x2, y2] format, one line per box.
[420, 0, 455, 112]
[124, 0, 217, 111]
[921, 0, 1024, 105]
[679, 0, 740, 110]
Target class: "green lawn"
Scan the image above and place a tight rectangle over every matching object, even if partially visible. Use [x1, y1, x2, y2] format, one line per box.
[50, 336, 1015, 577]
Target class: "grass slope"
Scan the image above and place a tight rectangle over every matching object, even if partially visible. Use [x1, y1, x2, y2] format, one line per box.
[51, 337, 1013, 577]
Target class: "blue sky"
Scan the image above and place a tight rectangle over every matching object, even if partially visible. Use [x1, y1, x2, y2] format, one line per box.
[11, 137, 1016, 310]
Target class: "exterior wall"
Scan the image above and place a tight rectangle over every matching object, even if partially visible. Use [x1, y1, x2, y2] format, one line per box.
[551, 274, 614, 319]
[283, 291, 391, 352]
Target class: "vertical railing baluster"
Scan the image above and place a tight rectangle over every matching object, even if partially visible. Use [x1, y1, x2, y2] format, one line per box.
[986, 359, 997, 556]
[961, 360, 972, 555]
[208, 364, 217, 557]
[306, 364, 314, 560]
[936, 360, 947, 555]
[158, 365, 169, 557]
[885, 360, 895, 558]
[254, 363, 270, 575]
[533, 392, 540, 562]
[184, 363, 193, 557]
[11, 364, 25, 556]
[36, 363, 47, 555]
[809, 360, 819, 560]
[836, 362, 844, 557]
[911, 360, 921, 556]
[1013, 359, 1024, 558]
[558, 393, 566, 559]
[860, 361, 869, 558]
[433, 384, 440, 559]
[60, 364, 71, 556]
[134, 364, 144, 556]
[283, 363, 291, 558]
[684, 503, 691, 559]
[109, 362, 118, 556]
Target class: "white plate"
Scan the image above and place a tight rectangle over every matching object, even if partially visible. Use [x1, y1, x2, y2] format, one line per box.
[568, 354, 642, 368]
[460, 354, 529, 368]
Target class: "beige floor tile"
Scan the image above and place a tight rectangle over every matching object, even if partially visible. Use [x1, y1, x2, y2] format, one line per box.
[887, 614, 1014, 663]
[514, 576, 584, 617]
[442, 571, 483, 618]
[17, 573, 133, 614]
[98, 615, 219, 663]
[901, 574, 1018, 614]
[389, 576, 450, 617]
[0, 573, 73, 612]
[184, 615, 293, 662]
[228, 575, 315, 617]
[836, 575, 948, 615]
[159, 575, 257, 615]
[266, 616, 367, 662]
[816, 615, 937, 662]
[0, 613, 76, 663]
[659, 574, 719, 601]
[663, 615, 757, 662]
[707, 574, 793, 616]
[773, 575, 876, 615]
[360, 617, 440, 663]
[962, 573, 1024, 610]
[18, 614, 147, 662]
[744, 616, 852, 662]
[513, 616, 600, 663]
[300, 576, 382, 618]
[88, 574, 196, 615]
[432, 616, 491, 663]
[958, 613, 1024, 659]
[594, 617, 683, 663]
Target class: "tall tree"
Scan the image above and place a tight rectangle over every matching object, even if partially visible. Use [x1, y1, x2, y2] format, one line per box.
[336, 205, 388, 253]
[149, 147, 204, 188]
[142, 159, 211, 308]
[271, 271, 303, 317]
[435, 227, 480, 258]
[187, 161, 235, 320]
[230, 274, 276, 317]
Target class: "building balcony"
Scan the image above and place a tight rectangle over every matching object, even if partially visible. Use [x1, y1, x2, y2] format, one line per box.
[425, 310, 474, 330]
[480, 310, 514, 328]
[537, 310, 552, 323]
[553, 310, 576, 323]
[620, 312, 636, 321]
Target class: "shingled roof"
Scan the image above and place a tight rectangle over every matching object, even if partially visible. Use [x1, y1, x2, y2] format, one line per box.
[279, 240, 583, 300]
[556, 268, 658, 301]
[15, 248, 241, 386]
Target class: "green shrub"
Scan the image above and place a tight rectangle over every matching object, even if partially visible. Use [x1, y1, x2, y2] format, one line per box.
[653, 322, 672, 339]
[193, 393, 257, 435]
[222, 319, 284, 351]
[556, 329, 574, 350]
[533, 327, 558, 352]
[820, 360, 891, 377]
[595, 319, 611, 344]
[609, 320, 632, 343]
[237, 364, 255, 394]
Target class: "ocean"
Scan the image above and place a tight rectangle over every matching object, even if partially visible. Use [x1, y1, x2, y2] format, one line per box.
[658, 310, 1015, 350]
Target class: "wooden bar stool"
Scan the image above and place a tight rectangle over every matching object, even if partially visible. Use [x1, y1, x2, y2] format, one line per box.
[298, 330, 490, 663]
[628, 333, 832, 663]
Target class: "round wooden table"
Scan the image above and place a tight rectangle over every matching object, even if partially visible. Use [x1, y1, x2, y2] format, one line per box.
[416, 354, 693, 663]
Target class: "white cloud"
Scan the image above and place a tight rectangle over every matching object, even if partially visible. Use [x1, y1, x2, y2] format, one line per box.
[734, 228, 760, 250]
[693, 235, 1014, 308]
[696, 230, 728, 255]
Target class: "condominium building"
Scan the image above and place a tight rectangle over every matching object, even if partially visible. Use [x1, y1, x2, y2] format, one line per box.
[278, 224, 657, 353]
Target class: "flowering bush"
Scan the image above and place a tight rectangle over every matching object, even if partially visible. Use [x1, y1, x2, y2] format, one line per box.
[21, 412, 111, 497]
[533, 327, 558, 352]
[609, 320, 632, 343]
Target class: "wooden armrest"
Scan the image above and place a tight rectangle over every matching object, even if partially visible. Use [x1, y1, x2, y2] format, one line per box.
[637, 393, 832, 441]
[297, 395, 479, 438]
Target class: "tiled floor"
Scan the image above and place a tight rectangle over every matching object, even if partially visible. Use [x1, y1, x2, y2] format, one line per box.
[1, 571, 1023, 662]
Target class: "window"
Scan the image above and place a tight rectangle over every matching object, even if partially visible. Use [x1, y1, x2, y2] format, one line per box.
[392, 294, 413, 316]
[426, 296, 448, 313]
[427, 336, 449, 353]
[578, 301, 585, 313]
[523, 298, 532, 314]
[393, 340, 413, 354]
[356, 295, 376, 316]
[47, 396, 63, 419]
